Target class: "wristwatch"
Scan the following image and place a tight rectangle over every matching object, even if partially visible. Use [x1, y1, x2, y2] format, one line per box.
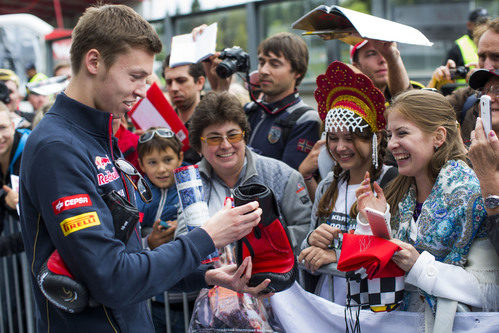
[484, 195, 499, 209]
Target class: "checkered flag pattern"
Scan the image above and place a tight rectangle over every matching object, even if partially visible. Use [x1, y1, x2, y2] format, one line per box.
[325, 108, 369, 133]
[346, 275, 405, 310]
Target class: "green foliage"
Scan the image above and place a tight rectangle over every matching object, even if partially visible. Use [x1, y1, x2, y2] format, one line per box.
[176, 8, 248, 51]
[339, 0, 370, 13]
[191, 0, 201, 13]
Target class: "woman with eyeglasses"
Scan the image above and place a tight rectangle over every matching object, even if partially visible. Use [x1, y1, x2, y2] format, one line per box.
[175, 91, 312, 253]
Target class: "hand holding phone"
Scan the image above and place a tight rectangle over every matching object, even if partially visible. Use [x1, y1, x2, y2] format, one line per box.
[159, 221, 171, 230]
[364, 207, 391, 240]
[480, 95, 492, 136]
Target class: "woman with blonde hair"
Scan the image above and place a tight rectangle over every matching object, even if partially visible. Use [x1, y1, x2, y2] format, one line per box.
[356, 89, 492, 313]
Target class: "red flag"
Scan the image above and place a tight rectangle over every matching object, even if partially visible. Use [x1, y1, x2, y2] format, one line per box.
[129, 82, 190, 152]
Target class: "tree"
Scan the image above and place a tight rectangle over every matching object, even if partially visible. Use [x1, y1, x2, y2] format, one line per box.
[191, 0, 201, 13]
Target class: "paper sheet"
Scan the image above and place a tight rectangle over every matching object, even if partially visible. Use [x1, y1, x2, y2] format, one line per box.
[292, 5, 432, 47]
[169, 22, 218, 67]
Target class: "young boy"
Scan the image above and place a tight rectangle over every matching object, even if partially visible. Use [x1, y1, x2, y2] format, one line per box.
[137, 127, 194, 332]
[136, 128, 183, 250]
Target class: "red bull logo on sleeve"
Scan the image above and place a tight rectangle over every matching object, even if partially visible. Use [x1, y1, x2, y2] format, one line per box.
[95, 155, 112, 170]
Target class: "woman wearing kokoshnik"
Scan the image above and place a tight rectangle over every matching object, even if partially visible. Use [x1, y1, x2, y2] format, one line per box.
[299, 61, 397, 305]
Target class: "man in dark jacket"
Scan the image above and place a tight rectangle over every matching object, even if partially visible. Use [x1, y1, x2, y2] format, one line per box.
[19, 5, 266, 332]
[201, 31, 321, 170]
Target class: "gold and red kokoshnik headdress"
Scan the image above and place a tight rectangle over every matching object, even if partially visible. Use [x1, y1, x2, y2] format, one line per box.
[315, 61, 386, 168]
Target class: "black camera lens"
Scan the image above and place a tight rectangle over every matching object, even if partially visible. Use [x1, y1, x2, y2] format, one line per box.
[215, 46, 250, 79]
[216, 58, 239, 79]
[450, 66, 469, 80]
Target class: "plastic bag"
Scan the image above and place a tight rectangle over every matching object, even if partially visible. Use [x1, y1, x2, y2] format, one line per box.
[189, 245, 284, 332]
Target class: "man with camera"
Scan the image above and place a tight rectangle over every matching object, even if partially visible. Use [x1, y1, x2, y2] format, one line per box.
[198, 29, 321, 170]
[430, 17, 498, 143]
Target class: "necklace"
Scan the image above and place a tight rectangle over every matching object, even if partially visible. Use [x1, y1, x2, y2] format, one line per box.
[344, 181, 349, 227]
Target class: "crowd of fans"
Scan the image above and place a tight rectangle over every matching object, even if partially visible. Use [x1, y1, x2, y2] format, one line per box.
[0, 3, 497, 333]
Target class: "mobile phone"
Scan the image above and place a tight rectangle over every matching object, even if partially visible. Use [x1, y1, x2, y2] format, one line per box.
[159, 221, 170, 230]
[364, 208, 391, 240]
[480, 95, 492, 136]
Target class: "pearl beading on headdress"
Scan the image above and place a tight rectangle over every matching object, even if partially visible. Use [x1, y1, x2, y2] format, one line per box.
[325, 108, 369, 133]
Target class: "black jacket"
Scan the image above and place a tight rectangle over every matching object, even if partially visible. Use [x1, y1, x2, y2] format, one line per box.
[20, 93, 215, 332]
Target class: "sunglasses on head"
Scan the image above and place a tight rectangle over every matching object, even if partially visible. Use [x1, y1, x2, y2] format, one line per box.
[114, 158, 152, 203]
[200, 131, 245, 146]
[138, 128, 175, 144]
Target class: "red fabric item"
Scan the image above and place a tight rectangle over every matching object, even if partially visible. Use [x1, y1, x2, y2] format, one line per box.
[337, 234, 405, 279]
[47, 250, 74, 279]
[128, 82, 190, 152]
[115, 124, 141, 174]
[241, 219, 295, 275]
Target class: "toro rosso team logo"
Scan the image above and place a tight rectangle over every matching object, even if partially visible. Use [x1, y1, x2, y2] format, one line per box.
[95, 155, 112, 170]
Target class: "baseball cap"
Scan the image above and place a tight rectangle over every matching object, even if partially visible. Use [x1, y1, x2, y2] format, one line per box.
[349, 40, 368, 64]
[0, 68, 20, 88]
[469, 69, 499, 90]
[468, 8, 489, 23]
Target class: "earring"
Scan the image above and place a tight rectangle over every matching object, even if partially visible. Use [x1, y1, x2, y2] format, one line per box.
[372, 133, 378, 169]
[434, 145, 439, 151]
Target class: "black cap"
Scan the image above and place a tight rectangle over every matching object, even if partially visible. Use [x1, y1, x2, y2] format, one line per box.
[25, 62, 36, 71]
[468, 8, 488, 23]
[469, 69, 499, 90]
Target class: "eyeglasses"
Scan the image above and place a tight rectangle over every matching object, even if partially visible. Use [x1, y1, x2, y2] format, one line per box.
[200, 131, 245, 146]
[114, 158, 152, 203]
[478, 85, 499, 99]
[138, 128, 175, 144]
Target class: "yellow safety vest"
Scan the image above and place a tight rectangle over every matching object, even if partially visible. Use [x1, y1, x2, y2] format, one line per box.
[455, 35, 478, 84]
[456, 34, 478, 66]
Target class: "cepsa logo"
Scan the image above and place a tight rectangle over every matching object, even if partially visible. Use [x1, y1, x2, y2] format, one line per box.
[52, 194, 92, 215]
[95, 155, 112, 170]
[60, 212, 100, 236]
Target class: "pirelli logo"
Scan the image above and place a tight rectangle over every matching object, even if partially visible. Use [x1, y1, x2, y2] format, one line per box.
[60, 212, 100, 236]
